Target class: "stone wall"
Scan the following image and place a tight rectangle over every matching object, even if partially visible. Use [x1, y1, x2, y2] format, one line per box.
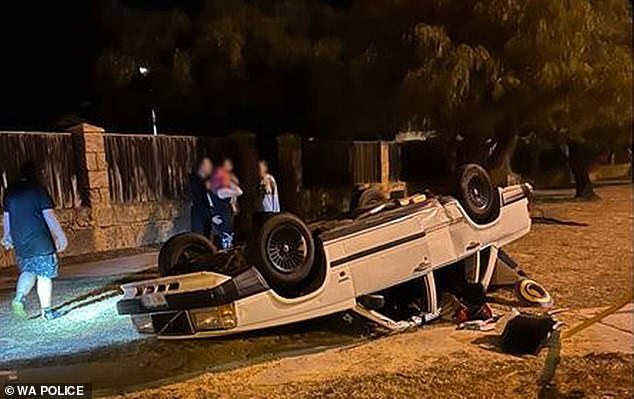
[1, 128, 407, 268]
[0, 202, 189, 266]
[0, 202, 189, 268]
[0, 123, 190, 269]
[96, 201, 189, 250]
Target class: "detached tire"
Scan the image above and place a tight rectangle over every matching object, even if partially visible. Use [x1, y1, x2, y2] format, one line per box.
[352, 188, 388, 210]
[158, 233, 217, 276]
[250, 212, 315, 289]
[455, 164, 500, 224]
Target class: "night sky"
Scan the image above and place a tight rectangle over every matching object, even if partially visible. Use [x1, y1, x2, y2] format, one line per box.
[0, 1, 203, 131]
[0, 0, 630, 137]
[0, 2, 93, 130]
[0, 1, 350, 132]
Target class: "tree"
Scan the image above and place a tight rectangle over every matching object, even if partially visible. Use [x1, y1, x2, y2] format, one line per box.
[504, 0, 633, 197]
[401, 0, 633, 196]
[90, 0, 631, 197]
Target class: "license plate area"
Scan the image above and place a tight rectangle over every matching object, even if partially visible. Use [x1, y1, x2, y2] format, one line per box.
[141, 293, 168, 309]
[151, 311, 194, 335]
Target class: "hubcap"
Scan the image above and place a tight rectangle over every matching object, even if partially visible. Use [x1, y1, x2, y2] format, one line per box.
[266, 225, 308, 273]
[467, 176, 490, 210]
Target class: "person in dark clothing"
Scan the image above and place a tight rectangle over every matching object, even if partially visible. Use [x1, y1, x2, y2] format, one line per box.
[189, 157, 213, 237]
[2, 162, 68, 320]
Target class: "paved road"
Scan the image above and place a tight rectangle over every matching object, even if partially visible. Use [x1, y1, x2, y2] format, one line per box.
[0, 250, 365, 394]
[0, 252, 160, 365]
[566, 301, 633, 354]
[0, 252, 158, 292]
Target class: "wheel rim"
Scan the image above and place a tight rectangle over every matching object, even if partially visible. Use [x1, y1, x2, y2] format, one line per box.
[365, 198, 382, 207]
[266, 224, 308, 274]
[174, 244, 209, 269]
[466, 176, 490, 210]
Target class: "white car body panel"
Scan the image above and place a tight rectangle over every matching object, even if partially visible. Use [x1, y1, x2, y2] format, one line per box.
[120, 184, 532, 339]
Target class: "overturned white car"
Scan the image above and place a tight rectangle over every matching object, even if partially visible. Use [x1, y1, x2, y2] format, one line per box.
[117, 164, 532, 339]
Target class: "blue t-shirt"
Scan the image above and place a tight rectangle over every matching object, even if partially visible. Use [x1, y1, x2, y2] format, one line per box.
[3, 181, 56, 258]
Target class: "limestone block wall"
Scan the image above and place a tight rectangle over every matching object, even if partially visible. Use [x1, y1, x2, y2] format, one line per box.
[0, 123, 190, 269]
[0, 202, 188, 268]
[98, 201, 189, 250]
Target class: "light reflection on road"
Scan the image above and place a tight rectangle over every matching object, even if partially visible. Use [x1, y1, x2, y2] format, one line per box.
[0, 282, 369, 393]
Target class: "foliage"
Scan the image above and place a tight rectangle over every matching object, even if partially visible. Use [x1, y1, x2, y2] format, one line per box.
[4, 0, 627, 155]
[88, 0, 633, 165]
[401, 0, 633, 167]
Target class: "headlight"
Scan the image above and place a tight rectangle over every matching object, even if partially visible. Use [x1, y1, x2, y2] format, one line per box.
[190, 304, 237, 331]
[131, 314, 155, 334]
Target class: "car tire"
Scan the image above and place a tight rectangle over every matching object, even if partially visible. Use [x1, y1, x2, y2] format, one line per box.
[352, 187, 388, 210]
[250, 212, 316, 289]
[158, 233, 218, 276]
[455, 164, 500, 224]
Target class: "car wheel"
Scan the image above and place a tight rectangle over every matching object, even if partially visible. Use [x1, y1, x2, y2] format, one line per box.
[251, 212, 316, 289]
[158, 233, 218, 276]
[353, 187, 388, 210]
[455, 164, 500, 224]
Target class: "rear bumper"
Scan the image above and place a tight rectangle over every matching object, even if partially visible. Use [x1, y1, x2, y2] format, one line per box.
[118, 268, 269, 336]
[131, 311, 195, 336]
[117, 267, 268, 315]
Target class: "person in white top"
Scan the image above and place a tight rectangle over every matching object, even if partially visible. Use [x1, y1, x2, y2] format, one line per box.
[257, 160, 280, 213]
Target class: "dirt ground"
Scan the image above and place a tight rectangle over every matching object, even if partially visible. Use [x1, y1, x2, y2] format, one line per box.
[112, 184, 633, 399]
[507, 184, 633, 310]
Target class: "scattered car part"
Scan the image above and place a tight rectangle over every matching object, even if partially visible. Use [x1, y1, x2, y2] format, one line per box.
[457, 317, 498, 331]
[515, 277, 554, 308]
[500, 313, 557, 355]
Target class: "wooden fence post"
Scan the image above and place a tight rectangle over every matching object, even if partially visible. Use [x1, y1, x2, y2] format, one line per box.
[276, 134, 303, 215]
[380, 141, 390, 190]
[229, 131, 258, 234]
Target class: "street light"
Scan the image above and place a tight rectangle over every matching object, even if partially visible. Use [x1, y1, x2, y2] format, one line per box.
[138, 65, 157, 136]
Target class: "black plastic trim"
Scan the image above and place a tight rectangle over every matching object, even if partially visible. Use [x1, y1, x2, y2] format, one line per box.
[319, 200, 435, 242]
[117, 267, 268, 315]
[330, 231, 426, 268]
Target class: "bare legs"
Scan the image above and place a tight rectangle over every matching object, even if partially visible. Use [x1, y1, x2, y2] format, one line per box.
[36, 276, 52, 309]
[15, 272, 36, 301]
[14, 272, 53, 312]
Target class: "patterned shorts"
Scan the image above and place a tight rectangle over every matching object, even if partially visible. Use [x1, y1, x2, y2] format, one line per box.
[16, 253, 59, 278]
